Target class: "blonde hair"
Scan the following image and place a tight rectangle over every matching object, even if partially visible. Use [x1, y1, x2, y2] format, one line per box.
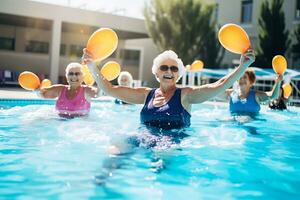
[152, 50, 185, 82]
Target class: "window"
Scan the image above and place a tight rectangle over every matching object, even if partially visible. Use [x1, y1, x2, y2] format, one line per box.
[120, 49, 140, 66]
[69, 44, 85, 58]
[0, 37, 15, 51]
[60, 44, 66, 56]
[296, 0, 300, 20]
[241, 0, 253, 23]
[25, 40, 49, 54]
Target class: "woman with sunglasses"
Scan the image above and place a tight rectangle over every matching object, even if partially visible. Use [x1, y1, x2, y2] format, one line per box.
[37, 62, 99, 117]
[82, 49, 255, 129]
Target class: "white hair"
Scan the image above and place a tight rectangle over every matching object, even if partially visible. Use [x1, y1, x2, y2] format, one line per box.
[152, 50, 185, 82]
[65, 62, 83, 75]
[118, 71, 133, 87]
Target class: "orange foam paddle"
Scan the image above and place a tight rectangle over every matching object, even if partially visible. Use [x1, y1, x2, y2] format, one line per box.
[82, 65, 95, 86]
[18, 71, 41, 90]
[218, 23, 251, 54]
[86, 28, 118, 61]
[282, 83, 292, 98]
[100, 61, 121, 81]
[40, 79, 51, 88]
[191, 60, 204, 72]
[272, 55, 287, 75]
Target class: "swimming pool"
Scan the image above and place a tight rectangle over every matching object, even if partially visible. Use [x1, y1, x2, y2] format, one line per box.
[1, 99, 300, 199]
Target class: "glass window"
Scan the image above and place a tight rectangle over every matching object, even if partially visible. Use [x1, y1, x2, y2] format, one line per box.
[69, 44, 85, 58]
[241, 0, 253, 23]
[0, 37, 15, 51]
[120, 49, 140, 66]
[296, 0, 300, 20]
[60, 44, 66, 56]
[25, 40, 49, 54]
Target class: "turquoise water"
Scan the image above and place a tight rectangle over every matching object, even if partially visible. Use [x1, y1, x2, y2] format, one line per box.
[0, 99, 300, 200]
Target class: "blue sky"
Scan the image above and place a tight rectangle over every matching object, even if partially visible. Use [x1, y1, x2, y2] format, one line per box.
[31, 0, 151, 19]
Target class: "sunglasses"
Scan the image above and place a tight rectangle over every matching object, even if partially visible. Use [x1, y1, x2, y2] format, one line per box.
[68, 72, 82, 76]
[159, 65, 179, 72]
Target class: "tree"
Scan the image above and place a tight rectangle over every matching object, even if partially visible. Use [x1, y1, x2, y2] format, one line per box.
[144, 0, 224, 68]
[255, 0, 290, 67]
[292, 24, 300, 55]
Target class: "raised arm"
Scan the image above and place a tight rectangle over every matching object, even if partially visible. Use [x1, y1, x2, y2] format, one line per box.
[37, 85, 64, 99]
[184, 49, 255, 104]
[84, 85, 100, 100]
[82, 49, 151, 104]
[255, 75, 283, 103]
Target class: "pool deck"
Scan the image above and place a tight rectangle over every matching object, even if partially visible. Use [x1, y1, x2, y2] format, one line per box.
[0, 87, 39, 99]
[0, 87, 114, 101]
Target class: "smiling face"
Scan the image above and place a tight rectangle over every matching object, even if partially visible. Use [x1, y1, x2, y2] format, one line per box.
[238, 70, 256, 91]
[66, 66, 83, 87]
[118, 74, 132, 87]
[120, 76, 130, 86]
[238, 73, 251, 87]
[155, 59, 179, 86]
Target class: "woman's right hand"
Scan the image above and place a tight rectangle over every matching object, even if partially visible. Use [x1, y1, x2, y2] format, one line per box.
[240, 49, 255, 68]
[275, 74, 283, 83]
[81, 48, 95, 66]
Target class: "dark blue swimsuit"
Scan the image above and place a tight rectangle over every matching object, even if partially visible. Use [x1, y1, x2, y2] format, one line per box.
[140, 88, 191, 129]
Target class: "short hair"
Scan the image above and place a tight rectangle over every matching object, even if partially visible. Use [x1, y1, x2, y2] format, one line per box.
[117, 71, 133, 87]
[152, 50, 185, 82]
[65, 62, 83, 75]
[245, 68, 256, 84]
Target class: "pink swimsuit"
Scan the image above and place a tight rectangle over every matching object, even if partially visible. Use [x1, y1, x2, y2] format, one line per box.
[55, 86, 91, 117]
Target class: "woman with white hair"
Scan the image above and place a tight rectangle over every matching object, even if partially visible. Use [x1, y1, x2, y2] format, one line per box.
[117, 71, 133, 87]
[82, 49, 255, 129]
[38, 62, 99, 117]
[115, 71, 134, 105]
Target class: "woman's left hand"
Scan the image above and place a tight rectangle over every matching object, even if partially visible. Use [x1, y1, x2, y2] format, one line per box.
[240, 49, 255, 68]
[275, 74, 283, 83]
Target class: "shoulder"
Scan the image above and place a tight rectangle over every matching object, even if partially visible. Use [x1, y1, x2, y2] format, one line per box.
[82, 85, 94, 92]
[181, 87, 193, 95]
[137, 87, 153, 95]
[180, 87, 195, 102]
[48, 84, 65, 92]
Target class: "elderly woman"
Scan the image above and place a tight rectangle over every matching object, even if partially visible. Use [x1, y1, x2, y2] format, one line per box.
[221, 68, 283, 115]
[269, 83, 289, 110]
[115, 71, 134, 105]
[118, 71, 133, 87]
[82, 49, 255, 129]
[38, 62, 99, 117]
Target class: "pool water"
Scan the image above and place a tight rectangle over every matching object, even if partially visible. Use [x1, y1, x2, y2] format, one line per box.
[0, 99, 300, 199]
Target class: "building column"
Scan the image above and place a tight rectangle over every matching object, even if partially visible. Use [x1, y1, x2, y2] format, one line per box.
[49, 19, 61, 84]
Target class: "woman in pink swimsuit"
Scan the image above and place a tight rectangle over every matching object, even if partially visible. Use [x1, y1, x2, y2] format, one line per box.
[38, 62, 99, 117]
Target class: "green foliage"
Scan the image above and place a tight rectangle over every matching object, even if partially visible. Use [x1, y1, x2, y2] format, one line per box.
[144, 0, 224, 67]
[255, 0, 290, 67]
[292, 24, 300, 54]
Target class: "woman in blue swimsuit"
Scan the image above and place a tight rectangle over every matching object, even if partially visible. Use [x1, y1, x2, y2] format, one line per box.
[222, 68, 283, 115]
[82, 49, 255, 130]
